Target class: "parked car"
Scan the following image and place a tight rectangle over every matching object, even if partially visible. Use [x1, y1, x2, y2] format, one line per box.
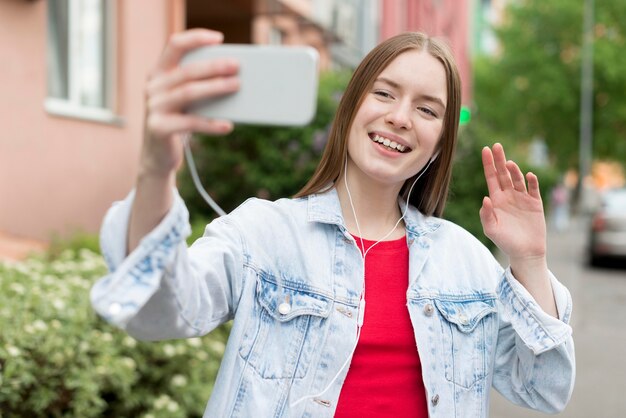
[588, 188, 626, 266]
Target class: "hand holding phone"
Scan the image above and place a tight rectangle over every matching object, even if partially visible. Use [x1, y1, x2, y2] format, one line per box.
[180, 44, 319, 126]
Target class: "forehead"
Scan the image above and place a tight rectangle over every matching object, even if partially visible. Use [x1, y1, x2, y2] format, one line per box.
[376, 49, 448, 104]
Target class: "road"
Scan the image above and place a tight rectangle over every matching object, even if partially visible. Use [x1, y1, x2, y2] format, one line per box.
[490, 217, 626, 417]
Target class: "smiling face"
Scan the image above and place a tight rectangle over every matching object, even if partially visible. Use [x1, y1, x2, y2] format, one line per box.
[345, 49, 448, 192]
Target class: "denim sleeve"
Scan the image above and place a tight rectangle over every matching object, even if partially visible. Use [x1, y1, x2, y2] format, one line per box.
[90, 189, 244, 341]
[491, 268, 575, 413]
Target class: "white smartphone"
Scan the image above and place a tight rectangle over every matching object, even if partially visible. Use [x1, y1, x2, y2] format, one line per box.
[180, 44, 319, 126]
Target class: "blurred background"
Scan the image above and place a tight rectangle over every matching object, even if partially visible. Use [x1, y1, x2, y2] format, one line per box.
[0, 0, 624, 416]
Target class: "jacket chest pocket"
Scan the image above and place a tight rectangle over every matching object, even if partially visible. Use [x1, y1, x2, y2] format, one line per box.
[238, 274, 332, 380]
[434, 298, 497, 389]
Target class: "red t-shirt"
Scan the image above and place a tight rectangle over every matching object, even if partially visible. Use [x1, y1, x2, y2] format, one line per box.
[334, 235, 428, 417]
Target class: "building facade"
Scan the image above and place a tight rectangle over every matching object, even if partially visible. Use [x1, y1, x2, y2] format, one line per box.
[0, 0, 472, 244]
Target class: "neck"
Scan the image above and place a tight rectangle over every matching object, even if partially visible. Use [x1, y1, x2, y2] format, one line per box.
[335, 168, 406, 241]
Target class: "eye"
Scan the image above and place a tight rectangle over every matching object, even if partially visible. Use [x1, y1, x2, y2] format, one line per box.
[373, 90, 394, 100]
[418, 106, 438, 118]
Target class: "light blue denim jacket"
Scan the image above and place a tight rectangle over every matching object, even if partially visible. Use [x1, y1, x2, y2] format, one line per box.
[91, 187, 575, 418]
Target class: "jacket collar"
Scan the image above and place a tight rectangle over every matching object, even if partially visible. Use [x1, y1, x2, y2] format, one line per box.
[306, 186, 441, 237]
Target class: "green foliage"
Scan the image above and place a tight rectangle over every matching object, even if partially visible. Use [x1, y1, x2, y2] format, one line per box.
[0, 250, 229, 417]
[446, 123, 559, 251]
[178, 71, 352, 218]
[445, 125, 494, 249]
[47, 231, 101, 259]
[475, 0, 626, 170]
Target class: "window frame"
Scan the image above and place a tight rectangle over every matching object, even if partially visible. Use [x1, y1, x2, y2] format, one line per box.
[45, 0, 122, 125]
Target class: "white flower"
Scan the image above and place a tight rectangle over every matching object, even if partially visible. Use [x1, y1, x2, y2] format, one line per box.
[167, 400, 180, 412]
[171, 374, 187, 387]
[208, 339, 226, 355]
[32, 319, 48, 332]
[101, 332, 113, 342]
[51, 319, 62, 329]
[6, 345, 21, 357]
[121, 357, 136, 370]
[154, 394, 171, 410]
[52, 299, 66, 310]
[187, 337, 202, 348]
[162, 344, 176, 357]
[9, 283, 25, 295]
[123, 336, 137, 348]
[43, 275, 56, 285]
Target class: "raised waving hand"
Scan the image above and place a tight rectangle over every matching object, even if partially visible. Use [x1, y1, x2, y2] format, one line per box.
[479, 143, 557, 317]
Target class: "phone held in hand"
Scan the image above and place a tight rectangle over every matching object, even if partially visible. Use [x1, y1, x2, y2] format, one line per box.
[181, 44, 319, 126]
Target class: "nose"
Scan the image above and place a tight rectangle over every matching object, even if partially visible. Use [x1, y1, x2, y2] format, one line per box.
[384, 101, 412, 129]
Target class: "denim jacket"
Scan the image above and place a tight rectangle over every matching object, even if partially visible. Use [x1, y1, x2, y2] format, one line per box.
[91, 187, 575, 417]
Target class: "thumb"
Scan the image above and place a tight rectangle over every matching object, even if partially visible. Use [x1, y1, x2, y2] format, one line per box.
[479, 196, 497, 235]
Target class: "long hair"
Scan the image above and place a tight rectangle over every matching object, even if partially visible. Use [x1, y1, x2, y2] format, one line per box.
[294, 32, 461, 218]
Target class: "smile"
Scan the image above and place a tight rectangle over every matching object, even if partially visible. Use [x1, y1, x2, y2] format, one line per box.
[369, 134, 409, 153]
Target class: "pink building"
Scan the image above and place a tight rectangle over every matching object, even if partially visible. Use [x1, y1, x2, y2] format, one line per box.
[0, 0, 335, 247]
[380, 0, 472, 105]
[0, 0, 472, 248]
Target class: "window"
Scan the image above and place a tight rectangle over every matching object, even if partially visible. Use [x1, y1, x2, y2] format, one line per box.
[46, 0, 120, 124]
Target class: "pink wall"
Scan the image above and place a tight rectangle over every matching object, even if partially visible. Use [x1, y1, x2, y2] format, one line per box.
[0, 1, 176, 241]
[380, 0, 472, 104]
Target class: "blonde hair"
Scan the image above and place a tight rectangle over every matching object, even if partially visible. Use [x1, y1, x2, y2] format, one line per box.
[295, 32, 461, 217]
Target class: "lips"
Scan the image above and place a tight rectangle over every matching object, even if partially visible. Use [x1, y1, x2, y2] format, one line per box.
[369, 133, 411, 153]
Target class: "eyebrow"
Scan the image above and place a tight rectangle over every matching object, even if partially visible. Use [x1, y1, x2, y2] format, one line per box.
[374, 76, 447, 109]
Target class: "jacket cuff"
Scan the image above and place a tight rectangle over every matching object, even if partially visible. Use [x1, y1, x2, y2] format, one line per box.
[90, 189, 191, 327]
[497, 267, 573, 355]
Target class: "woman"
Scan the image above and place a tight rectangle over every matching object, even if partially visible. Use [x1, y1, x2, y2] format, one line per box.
[91, 29, 575, 417]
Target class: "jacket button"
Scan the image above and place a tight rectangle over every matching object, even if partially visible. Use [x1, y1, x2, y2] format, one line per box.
[431, 394, 440, 406]
[423, 303, 434, 317]
[278, 303, 291, 315]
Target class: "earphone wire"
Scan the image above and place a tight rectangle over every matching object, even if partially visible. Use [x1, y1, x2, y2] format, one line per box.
[182, 133, 227, 217]
[289, 156, 433, 408]
[184, 129, 435, 409]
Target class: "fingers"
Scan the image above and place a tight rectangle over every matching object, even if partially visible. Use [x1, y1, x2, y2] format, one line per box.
[145, 29, 242, 138]
[484, 143, 541, 197]
[146, 113, 234, 138]
[482, 146, 500, 196]
[527, 172, 542, 200]
[479, 196, 497, 235]
[157, 29, 224, 72]
[147, 58, 239, 98]
[492, 143, 513, 190]
[506, 160, 527, 192]
[148, 75, 240, 114]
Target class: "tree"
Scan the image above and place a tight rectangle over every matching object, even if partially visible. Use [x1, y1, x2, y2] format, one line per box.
[474, 0, 626, 171]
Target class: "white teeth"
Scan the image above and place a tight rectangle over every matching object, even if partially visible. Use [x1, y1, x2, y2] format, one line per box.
[371, 134, 407, 153]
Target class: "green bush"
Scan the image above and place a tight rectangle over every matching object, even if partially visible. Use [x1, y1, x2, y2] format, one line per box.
[0, 250, 229, 418]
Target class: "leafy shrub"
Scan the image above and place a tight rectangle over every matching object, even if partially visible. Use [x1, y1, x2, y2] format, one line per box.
[0, 250, 229, 418]
[47, 231, 101, 259]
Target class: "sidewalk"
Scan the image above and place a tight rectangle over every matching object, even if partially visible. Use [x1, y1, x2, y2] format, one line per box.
[0, 231, 47, 262]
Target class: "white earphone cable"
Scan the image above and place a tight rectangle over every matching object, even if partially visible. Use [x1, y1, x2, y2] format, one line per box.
[182, 133, 227, 217]
[290, 156, 434, 408]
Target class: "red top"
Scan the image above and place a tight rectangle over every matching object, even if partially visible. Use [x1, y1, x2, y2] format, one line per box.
[334, 235, 428, 418]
